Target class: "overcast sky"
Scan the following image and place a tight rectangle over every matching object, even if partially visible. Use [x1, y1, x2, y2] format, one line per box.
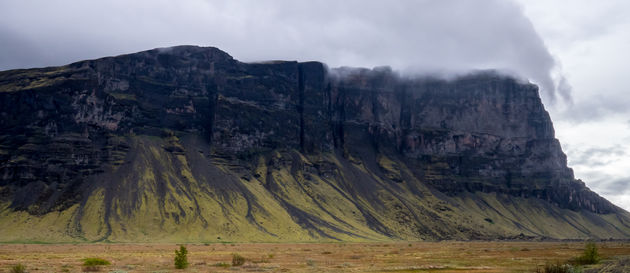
[1, 0, 628, 211]
[515, 0, 630, 212]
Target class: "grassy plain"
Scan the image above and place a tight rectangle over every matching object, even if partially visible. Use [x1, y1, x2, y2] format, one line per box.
[0, 241, 629, 272]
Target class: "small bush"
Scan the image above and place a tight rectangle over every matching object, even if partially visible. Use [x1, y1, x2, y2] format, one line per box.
[174, 245, 189, 269]
[10, 264, 26, 273]
[81, 258, 110, 272]
[232, 253, 246, 266]
[571, 242, 600, 265]
[83, 258, 111, 266]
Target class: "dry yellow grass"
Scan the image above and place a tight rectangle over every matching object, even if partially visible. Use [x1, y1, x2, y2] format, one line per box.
[0, 241, 628, 272]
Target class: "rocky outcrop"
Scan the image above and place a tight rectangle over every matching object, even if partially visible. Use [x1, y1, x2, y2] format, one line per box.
[327, 67, 614, 214]
[0, 46, 627, 242]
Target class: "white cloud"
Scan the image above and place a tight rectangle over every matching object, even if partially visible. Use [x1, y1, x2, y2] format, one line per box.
[0, 0, 563, 102]
[556, 117, 630, 212]
[518, 0, 630, 211]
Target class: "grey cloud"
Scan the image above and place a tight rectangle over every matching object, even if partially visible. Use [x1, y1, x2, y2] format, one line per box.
[555, 74, 574, 105]
[0, 25, 51, 70]
[607, 178, 630, 195]
[567, 145, 626, 167]
[558, 94, 630, 123]
[543, 0, 630, 46]
[586, 173, 630, 210]
[0, 0, 565, 102]
[578, 170, 630, 211]
[588, 175, 630, 196]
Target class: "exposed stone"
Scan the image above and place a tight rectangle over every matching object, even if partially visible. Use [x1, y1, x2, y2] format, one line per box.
[0, 46, 625, 241]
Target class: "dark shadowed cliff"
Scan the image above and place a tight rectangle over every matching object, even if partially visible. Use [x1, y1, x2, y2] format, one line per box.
[0, 46, 628, 242]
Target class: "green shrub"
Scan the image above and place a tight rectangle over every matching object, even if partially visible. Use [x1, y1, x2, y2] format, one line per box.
[232, 253, 245, 266]
[174, 245, 189, 269]
[571, 242, 600, 265]
[10, 264, 26, 273]
[82, 258, 111, 266]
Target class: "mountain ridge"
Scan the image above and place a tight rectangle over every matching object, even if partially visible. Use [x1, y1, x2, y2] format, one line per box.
[0, 45, 628, 242]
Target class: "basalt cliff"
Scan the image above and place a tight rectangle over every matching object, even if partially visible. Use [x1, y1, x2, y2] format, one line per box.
[0, 46, 629, 242]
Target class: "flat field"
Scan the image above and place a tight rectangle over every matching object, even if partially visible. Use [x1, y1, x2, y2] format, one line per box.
[1, 241, 629, 272]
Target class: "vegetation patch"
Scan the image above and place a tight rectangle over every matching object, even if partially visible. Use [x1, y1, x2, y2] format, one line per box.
[0, 242, 626, 272]
[536, 243, 601, 272]
[82, 258, 111, 272]
[10, 264, 26, 273]
[83, 258, 111, 266]
[232, 253, 246, 266]
[570, 242, 600, 265]
[174, 245, 189, 269]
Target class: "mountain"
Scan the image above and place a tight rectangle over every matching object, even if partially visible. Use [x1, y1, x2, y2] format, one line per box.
[0, 46, 629, 242]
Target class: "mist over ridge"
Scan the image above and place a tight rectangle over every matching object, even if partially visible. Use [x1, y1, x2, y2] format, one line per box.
[0, 0, 567, 103]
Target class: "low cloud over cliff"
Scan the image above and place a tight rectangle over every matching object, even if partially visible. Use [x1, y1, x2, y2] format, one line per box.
[0, 0, 566, 103]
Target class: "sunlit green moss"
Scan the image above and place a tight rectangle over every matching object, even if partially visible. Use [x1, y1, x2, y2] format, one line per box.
[1, 134, 629, 243]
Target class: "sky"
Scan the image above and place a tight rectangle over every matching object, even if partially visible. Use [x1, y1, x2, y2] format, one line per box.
[0, 0, 628, 211]
[515, 0, 630, 212]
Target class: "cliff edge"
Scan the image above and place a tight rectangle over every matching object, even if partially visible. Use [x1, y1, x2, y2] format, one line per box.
[0, 46, 628, 242]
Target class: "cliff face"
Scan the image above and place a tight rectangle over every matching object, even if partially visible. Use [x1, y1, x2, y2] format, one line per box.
[328, 67, 614, 214]
[0, 46, 628, 242]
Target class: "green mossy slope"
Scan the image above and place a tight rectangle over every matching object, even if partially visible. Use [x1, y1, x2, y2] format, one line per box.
[1, 46, 629, 242]
[1, 134, 629, 243]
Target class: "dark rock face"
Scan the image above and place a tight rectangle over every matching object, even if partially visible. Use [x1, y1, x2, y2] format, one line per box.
[327, 67, 615, 214]
[0, 46, 625, 241]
